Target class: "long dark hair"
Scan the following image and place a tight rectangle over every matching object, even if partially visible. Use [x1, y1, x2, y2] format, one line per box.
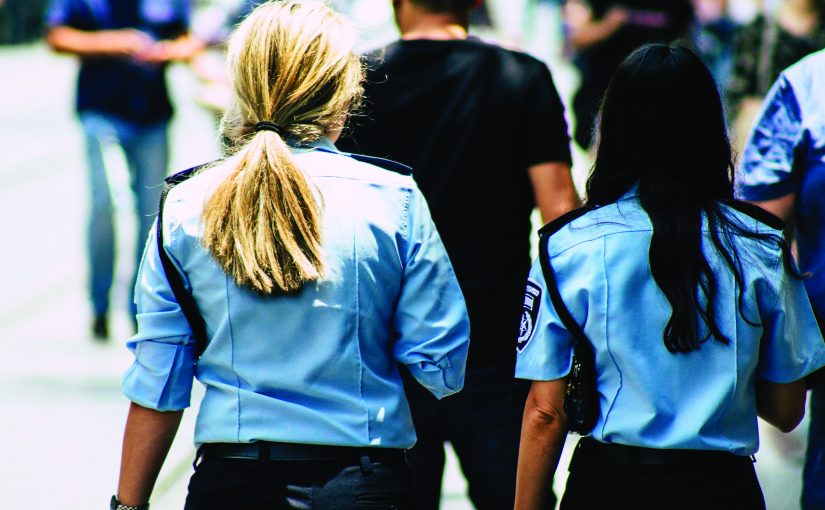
[585, 42, 794, 353]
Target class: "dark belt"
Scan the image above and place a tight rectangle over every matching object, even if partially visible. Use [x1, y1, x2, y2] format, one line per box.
[576, 437, 753, 467]
[198, 441, 407, 463]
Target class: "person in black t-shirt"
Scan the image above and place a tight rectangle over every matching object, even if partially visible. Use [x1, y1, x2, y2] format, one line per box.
[338, 1, 577, 508]
[564, 0, 694, 148]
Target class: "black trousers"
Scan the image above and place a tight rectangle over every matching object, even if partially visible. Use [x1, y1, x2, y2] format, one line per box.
[184, 453, 413, 509]
[560, 438, 766, 510]
[402, 366, 542, 510]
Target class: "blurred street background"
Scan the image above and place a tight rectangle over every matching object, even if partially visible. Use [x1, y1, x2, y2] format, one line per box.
[0, 0, 818, 508]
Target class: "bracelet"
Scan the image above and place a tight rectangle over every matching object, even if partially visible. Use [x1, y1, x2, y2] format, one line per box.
[110, 495, 150, 510]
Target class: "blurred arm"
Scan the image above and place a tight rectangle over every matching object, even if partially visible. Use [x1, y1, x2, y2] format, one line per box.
[141, 33, 206, 64]
[566, 4, 629, 50]
[117, 402, 183, 506]
[756, 379, 806, 432]
[529, 161, 580, 224]
[751, 193, 796, 226]
[515, 379, 569, 510]
[46, 25, 152, 58]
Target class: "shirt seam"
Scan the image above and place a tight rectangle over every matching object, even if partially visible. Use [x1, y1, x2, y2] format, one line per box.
[353, 203, 370, 443]
[766, 245, 785, 316]
[549, 228, 652, 257]
[711, 250, 742, 451]
[600, 235, 621, 438]
[224, 272, 242, 443]
[400, 188, 413, 264]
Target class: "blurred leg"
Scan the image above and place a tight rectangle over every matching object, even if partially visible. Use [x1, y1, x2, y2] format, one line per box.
[446, 368, 539, 510]
[803, 386, 825, 510]
[120, 121, 169, 319]
[79, 113, 117, 323]
[401, 368, 446, 510]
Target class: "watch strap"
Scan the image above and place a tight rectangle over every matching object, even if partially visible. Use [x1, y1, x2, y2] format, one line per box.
[110, 495, 149, 510]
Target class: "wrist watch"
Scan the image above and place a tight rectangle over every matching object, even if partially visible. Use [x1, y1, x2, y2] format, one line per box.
[110, 495, 150, 510]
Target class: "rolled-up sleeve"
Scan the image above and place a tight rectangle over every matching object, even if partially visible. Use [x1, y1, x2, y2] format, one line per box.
[737, 76, 804, 202]
[757, 257, 825, 383]
[122, 218, 196, 411]
[393, 187, 469, 399]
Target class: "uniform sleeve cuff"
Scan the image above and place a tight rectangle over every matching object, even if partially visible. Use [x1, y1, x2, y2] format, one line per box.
[757, 354, 825, 384]
[122, 340, 196, 411]
[515, 356, 572, 382]
[410, 356, 465, 400]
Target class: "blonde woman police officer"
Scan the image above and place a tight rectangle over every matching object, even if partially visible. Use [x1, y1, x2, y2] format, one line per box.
[110, 3, 470, 509]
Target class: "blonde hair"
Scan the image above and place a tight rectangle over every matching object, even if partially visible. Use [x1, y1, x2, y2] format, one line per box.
[203, 1, 363, 294]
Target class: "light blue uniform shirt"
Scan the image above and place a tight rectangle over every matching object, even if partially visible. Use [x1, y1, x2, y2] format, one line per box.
[515, 192, 825, 455]
[123, 138, 470, 449]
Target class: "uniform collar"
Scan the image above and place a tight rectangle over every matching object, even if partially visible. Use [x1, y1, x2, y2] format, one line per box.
[618, 183, 640, 201]
[291, 136, 340, 154]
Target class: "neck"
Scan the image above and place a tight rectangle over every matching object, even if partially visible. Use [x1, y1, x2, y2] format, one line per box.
[396, 5, 469, 41]
[777, 0, 819, 35]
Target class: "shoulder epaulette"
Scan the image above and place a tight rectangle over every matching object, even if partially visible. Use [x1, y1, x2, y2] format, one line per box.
[538, 206, 596, 238]
[163, 161, 214, 188]
[308, 146, 413, 176]
[345, 153, 413, 176]
[723, 200, 786, 231]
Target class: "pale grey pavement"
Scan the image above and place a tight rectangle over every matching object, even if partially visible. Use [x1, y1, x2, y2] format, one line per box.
[0, 2, 811, 508]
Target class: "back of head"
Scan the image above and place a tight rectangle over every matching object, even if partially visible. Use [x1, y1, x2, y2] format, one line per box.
[221, 0, 363, 145]
[587, 42, 734, 207]
[586, 43, 750, 353]
[409, 0, 478, 14]
[203, 1, 364, 295]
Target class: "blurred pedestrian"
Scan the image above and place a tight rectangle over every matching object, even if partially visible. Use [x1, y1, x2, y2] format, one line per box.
[0, 0, 49, 44]
[563, 0, 694, 149]
[338, 1, 578, 508]
[727, 0, 825, 152]
[189, 1, 263, 114]
[45, 0, 203, 339]
[738, 47, 825, 510]
[691, 0, 738, 96]
[111, 2, 470, 509]
[515, 43, 825, 510]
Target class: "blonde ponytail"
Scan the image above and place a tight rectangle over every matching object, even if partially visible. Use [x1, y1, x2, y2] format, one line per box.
[202, 1, 363, 294]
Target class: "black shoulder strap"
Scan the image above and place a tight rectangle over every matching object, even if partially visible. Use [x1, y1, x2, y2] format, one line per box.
[723, 199, 786, 231]
[537, 209, 593, 344]
[156, 165, 209, 359]
[538, 208, 600, 435]
[539, 207, 594, 237]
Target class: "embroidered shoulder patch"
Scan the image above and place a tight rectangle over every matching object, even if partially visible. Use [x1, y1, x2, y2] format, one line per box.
[517, 279, 542, 352]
